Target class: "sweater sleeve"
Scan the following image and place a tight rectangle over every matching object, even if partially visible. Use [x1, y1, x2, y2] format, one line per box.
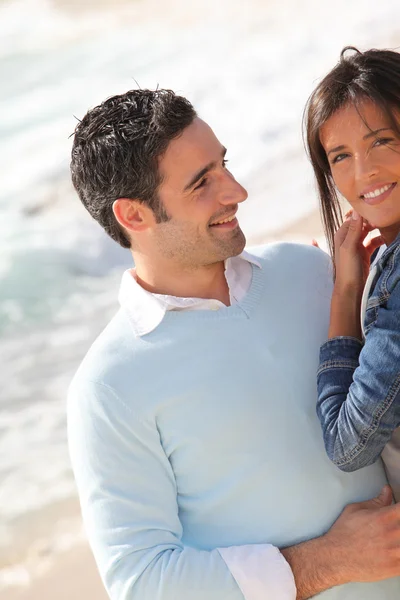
[67, 379, 296, 600]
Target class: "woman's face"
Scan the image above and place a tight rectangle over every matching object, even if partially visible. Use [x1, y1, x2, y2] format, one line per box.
[320, 99, 400, 242]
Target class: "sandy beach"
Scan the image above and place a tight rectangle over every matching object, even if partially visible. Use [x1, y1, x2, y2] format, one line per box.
[3, 546, 107, 600]
[0, 210, 326, 600]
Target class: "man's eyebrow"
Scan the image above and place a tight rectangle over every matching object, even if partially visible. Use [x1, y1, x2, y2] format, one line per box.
[363, 127, 392, 140]
[184, 147, 227, 192]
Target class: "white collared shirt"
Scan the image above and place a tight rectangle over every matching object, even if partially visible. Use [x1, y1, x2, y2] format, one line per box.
[118, 251, 261, 336]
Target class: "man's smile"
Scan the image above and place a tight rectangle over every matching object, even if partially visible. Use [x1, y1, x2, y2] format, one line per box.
[209, 209, 238, 229]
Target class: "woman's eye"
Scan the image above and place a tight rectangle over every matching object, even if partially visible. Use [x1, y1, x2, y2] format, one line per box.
[374, 137, 395, 147]
[331, 153, 348, 165]
[222, 158, 229, 168]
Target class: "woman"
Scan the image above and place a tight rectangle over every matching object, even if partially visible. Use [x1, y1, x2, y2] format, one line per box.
[305, 47, 400, 500]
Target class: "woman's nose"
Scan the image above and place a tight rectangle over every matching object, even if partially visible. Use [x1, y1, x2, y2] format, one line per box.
[355, 154, 379, 181]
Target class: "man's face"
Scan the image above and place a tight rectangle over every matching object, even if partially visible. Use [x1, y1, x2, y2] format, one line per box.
[151, 118, 248, 269]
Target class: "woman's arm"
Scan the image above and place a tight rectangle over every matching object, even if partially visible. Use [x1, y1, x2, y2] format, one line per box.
[317, 211, 400, 471]
[317, 302, 400, 471]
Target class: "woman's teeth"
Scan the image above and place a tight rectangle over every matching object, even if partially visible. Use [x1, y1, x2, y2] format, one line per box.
[363, 184, 392, 199]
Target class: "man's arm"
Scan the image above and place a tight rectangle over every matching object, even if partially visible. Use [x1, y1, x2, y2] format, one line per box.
[282, 485, 400, 599]
[68, 378, 400, 600]
[68, 378, 294, 600]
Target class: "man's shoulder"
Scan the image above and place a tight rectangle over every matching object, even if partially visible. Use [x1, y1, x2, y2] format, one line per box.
[68, 306, 157, 425]
[246, 242, 333, 302]
[247, 241, 332, 272]
[70, 308, 138, 393]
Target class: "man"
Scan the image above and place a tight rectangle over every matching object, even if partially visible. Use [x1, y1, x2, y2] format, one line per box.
[68, 89, 400, 599]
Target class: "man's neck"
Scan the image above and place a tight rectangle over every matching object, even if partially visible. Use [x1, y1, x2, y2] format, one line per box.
[133, 255, 231, 306]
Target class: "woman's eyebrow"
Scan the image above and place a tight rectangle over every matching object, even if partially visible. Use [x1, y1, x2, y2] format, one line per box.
[326, 128, 394, 157]
[363, 127, 392, 140]
[327, 144, 346, 157]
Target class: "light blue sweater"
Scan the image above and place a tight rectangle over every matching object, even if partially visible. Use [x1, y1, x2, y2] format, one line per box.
[68, 243, 400, 599]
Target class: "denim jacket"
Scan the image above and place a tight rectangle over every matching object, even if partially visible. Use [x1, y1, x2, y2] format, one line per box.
[317, 233, 400, 479]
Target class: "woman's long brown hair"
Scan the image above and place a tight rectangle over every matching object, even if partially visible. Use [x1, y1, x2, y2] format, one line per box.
[303, 46, 400, 260]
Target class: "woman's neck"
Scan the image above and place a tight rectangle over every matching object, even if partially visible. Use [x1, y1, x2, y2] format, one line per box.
[379, 223, 400, 246]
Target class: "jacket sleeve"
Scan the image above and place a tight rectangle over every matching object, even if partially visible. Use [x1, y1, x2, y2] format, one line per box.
[317, 281, 400, 472]
[67, 379, 295, 600]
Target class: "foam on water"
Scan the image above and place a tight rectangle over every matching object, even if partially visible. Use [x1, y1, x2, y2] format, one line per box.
[1, 0, 400, 588]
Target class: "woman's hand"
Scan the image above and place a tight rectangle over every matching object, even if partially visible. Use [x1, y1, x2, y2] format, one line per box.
[328, 210, 384, 340]
[334, 211, 384, 296]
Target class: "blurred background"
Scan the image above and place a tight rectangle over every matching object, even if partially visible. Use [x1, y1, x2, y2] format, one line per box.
[1, 0, 399, 597]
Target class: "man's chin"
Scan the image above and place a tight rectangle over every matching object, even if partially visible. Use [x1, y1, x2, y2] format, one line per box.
[222, 228, 246, 259]
[231, 241, 246, 258]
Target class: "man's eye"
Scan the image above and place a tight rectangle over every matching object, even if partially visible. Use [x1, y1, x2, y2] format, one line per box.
[222, 159, 229, 167]
[194, 178, 208, 191]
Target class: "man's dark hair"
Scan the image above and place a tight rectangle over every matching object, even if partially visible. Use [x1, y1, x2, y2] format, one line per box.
[70, 89, 197, 248]
[304, 46, 400, 259]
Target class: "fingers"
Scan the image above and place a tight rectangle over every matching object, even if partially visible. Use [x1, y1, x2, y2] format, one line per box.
[344, 209, 377, 236]
[377, 485, 394, 507]
[362, 221, 376, 233]
[364, 234, 385, 254]
[311, 239, 319, 248]
[335, 209, 382, 252]
[361, 485, 393, 510]
[335, 210, 363, 250]
[334, 218, 351, 248]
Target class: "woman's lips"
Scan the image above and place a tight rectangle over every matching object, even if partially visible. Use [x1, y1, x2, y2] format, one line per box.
[361, 182, 397, 205]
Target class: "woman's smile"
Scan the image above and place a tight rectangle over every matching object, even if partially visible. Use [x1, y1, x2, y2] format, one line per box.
[360, 182, 397, 205]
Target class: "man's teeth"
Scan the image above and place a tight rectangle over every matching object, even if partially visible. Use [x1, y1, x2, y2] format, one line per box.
[363, 184, 392, 199]
[213, 215, 236, 225]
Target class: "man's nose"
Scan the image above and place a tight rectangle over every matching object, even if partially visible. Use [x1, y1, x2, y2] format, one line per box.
[219, 172, 248, 205]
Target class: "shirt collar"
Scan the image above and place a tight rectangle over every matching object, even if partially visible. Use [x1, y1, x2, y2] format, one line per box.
[234, 250, 260, 269]
[119, 251, 261, 337]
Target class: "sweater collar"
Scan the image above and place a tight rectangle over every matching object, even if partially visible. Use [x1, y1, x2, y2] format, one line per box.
[118, 251, 261, 337]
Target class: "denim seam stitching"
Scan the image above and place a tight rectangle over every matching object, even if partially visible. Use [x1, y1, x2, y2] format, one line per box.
[333, 372, 400, 467]
[381, 251, 396, 295]
[317, 360, 358, 375]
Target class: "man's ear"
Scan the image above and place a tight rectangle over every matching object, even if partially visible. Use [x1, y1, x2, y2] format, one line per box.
[113, 198, 154, 234]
